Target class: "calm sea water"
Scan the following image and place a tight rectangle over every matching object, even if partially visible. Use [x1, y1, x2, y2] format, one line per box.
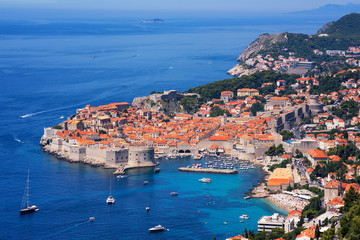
[0, 14, 331, 239]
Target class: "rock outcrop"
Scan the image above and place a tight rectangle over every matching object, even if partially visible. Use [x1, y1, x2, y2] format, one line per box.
[226, 64, 253, 78]
[316, 21, 334, 35]
[236, 33, 288, 62]
[227, 33, 288, 77]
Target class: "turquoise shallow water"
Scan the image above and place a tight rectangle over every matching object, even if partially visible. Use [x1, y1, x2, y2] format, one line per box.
[0, 15, 331, 239]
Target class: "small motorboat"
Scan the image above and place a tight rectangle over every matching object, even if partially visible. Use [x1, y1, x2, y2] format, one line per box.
[199, 178, 211, 183]
[154, 168, 160, 173]
[239, 214, 249, 219]
[116, 175, 127, 179]
[146, 206, 150, 211]
[143, 181, 149, 185]
[89, 217, 95, 222]
[148, 225, 166, 232]
[170, 192, 178, 196]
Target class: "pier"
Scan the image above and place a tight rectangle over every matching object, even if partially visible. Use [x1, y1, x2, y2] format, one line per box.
[178, 167, 238, 174]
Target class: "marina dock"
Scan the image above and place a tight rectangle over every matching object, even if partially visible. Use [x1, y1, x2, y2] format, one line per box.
[178, 167, 238, 174]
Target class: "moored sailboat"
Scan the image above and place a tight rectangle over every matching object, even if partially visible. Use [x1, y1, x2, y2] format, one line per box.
[20, 170, 39, 215]
[106, 180, 115, 204]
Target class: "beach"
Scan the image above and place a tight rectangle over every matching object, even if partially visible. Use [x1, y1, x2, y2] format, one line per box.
[267, 193, 309, 212]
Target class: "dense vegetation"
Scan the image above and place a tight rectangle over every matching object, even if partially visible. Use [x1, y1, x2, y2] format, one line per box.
[265, 144, 285, 157]
[327, 143, 360, 162]
[310, 161, 346, 182]
[187, 71, 299, 101]
[258, 33, 353, 62]
[322, 13, 360, 39]
[179, 95, 204, 113]
[250, 102, 265, 116]
[309, 75, 345, 94]
[267, 159, 289, 172]
[338, 186, 360, 239]
[259, 14, 360, 61]
[209, 106, 230, 117]
[279, 130, 294, 141]
[301, 192, 325, 221]
[331, 100, 360, 120]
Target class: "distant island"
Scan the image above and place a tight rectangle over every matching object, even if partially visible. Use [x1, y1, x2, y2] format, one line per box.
[140, 18, 165, 23]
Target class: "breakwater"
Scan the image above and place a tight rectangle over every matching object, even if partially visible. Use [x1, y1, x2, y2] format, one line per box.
[178, 167, 238, 174]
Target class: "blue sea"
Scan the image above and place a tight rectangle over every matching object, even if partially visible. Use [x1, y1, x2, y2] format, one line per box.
[0, 13, 333, 239]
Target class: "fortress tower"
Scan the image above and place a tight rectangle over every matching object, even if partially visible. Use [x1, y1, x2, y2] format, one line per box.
[307, 95, 323, 116]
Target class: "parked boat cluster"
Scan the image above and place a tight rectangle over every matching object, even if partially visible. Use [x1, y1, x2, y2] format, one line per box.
[204, 157, 257, 171]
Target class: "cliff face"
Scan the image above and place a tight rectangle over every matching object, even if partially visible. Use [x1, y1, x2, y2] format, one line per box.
[316, 21, 334, 35]
[132, 96, 148, 108]
[236, 33, 288, 62]
[227, 33, 288, 77]
[226, 64, 253, 78]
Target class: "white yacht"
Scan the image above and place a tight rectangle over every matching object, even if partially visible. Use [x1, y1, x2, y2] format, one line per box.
[106, 180, 115, 204]
[20, 170, 39, 215]
[148, 225, 166, 232]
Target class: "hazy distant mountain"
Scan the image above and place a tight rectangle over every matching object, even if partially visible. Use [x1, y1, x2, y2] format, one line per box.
[289, 3, 360, 17]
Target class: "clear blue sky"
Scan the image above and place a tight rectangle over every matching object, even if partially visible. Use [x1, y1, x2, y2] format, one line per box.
[1, 0, 360, 12]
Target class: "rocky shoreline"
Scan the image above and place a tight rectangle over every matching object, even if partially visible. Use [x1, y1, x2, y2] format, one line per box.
[245, 163, 270, 199]
[41, 145, 107, 167]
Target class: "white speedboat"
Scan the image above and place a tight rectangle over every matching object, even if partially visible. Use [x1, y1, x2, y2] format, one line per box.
[149, 225, 166, 232]
[89, 217, 95, 222]
[116, 175, 127, 179]
[170, 192, 178, 196]
[199, 178, 211, 183]
[239, 214, 249, 219]
[146, 206, 150, 211]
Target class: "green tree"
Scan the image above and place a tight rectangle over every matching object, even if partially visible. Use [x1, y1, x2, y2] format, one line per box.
[315, 225, 320, 239]
[343, 186, 360, 212]
[250, 102, 264, 116]
[280, 130, 295, 141]
[321, 228, 335, 240]
[210, 106, 225, 117]
[244, 228, 248, 238]
[295, 149, 303, 158]
[265, 145, 277, 156]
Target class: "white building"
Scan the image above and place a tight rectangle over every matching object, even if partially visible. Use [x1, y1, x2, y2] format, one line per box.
[258, 213, 286, 232]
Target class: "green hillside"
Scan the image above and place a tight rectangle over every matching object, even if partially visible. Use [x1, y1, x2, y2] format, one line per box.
[322, 13, 360, 39]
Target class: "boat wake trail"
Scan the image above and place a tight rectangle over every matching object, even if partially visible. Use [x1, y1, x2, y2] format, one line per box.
[20, 109, 58, 119]
[45, 219, 89, 238]
[19, 91, 124, 119]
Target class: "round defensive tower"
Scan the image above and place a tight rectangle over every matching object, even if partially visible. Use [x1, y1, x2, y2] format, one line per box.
[307, 95, 323, 116]
[128, 147, 155, 167]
